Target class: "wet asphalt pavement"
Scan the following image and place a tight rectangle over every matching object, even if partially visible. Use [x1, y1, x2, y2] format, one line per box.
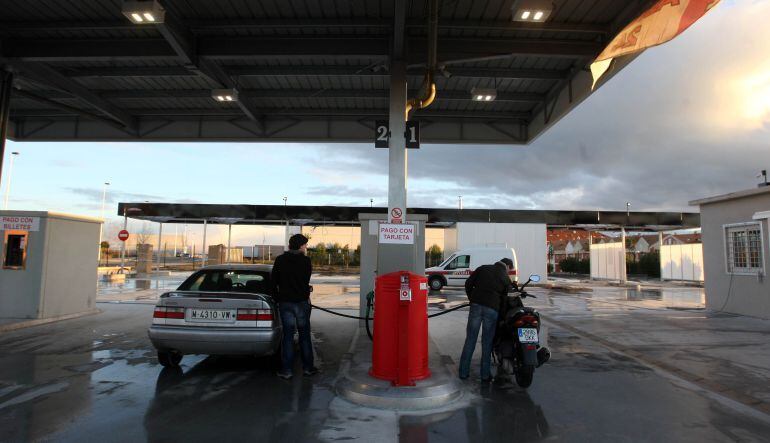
[1, 282, 770, 442]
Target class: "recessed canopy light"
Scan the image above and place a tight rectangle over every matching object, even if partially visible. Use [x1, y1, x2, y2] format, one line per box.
[211, 89, 239, 103]
[122, 1, 165, 24]
[471, 88, 497, 102]
[512, 0, 553, 23]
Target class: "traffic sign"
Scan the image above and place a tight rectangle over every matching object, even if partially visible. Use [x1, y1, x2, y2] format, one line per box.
[118, 230, 129, 242]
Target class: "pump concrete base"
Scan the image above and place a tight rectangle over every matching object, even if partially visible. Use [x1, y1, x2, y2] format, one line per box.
[335, 327, 462, 410]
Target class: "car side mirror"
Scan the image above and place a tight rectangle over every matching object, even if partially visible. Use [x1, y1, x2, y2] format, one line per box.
[529, 274, 541, 283]
[309, 285, 314, 293]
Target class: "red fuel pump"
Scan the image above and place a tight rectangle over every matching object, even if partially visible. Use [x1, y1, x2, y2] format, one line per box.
[370, 271, 430, 386]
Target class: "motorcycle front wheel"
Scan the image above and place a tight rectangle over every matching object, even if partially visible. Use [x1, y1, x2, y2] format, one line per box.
[514, 365, 535, 388]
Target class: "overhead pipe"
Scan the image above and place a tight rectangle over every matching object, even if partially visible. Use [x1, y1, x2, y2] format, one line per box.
[406, 0, 438, 119]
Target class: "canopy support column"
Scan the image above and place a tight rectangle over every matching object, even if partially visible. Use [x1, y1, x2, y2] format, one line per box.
[0, 71, 12, 185]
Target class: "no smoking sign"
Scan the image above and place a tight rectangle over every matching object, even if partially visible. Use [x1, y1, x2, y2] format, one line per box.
[391, 207, 403, 223]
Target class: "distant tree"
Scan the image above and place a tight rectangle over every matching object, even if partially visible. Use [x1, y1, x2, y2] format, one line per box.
[353, 245, 361, 266]
[342, 244, 351, 267]
[427, 244, 443, 266]
[100, 241, 110, 265]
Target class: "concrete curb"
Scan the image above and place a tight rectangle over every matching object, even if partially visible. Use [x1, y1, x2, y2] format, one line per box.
[335, 329, 463, 411]
[0, 309, 101, 333]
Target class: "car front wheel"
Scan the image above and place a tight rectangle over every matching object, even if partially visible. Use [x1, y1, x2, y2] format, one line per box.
[158, 350, 183, 368]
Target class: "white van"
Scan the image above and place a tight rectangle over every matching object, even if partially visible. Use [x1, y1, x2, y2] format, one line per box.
[425, 247, 518, 291]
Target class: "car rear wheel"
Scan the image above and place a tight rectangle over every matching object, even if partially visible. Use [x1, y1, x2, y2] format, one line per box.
[429, 277, 444, 291]
[158, 350, 183, 368]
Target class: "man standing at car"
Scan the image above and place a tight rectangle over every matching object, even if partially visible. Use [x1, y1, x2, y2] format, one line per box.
[272, 234, 318, 379]
[458, 257, 514, 382]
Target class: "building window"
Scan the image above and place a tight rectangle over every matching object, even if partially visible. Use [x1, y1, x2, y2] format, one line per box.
[725, 224, 763, 274]
[3, 230, 29, 270]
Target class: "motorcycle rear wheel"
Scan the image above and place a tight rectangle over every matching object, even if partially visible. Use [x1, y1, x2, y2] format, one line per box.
[514, 365, 534, 388]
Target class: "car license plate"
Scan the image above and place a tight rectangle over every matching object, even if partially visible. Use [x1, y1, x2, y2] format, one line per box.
[189, 309, 236, 322]
[518, 328, 539, 343]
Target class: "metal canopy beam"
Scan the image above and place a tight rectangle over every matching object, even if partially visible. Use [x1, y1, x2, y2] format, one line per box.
[62, 65, 569, 81]
[32, 88, 545, 103]
[152, 8, 261, 124]
[0, 19, 608, 35]
[11, 107, 530, 121]
[7, 61, 137, 131]
[12, 88, 128, 130]
[114, 203, 701, 228]
[3, 37, 602, 62]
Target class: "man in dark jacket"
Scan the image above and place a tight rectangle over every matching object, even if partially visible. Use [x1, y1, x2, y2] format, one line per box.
[458, 258, 514, 381]
[272, 234, 318, 379]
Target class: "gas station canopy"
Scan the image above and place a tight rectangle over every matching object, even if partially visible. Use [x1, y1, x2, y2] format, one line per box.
[117, 203, 700, 229]
[1, 0, 653, 144]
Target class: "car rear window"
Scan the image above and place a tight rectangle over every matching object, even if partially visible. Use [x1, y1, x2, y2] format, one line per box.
[178, 270, 272, 295]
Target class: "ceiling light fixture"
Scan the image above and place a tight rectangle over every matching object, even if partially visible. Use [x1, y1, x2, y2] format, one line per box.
[122, 1, 165, 24]
[512, 0, 553, 23]
[471, 87, 497, 102]
[211, 89, 239, 102]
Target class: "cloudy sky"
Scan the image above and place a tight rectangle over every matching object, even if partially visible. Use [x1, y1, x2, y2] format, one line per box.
[2, 0, 769, 244]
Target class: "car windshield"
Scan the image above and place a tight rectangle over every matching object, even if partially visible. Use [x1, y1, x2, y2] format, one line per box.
[438, 254, 456, 268]
[177, 270, 272, 295]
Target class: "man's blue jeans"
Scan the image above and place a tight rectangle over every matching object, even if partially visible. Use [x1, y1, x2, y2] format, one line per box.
[458, 303, 499, 380]
[278, 301, 314, 374]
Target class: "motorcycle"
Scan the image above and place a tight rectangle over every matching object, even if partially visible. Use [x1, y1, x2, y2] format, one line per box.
[493, 274, 551, 388]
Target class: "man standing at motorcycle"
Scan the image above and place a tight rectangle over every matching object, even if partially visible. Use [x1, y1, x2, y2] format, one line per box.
[458, 257, 514, 382]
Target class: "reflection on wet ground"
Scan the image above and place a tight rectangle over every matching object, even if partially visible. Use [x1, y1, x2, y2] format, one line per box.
[97, 272, 188, 296]
[542, 286, 706, 311]
[2, 282, 770, 442]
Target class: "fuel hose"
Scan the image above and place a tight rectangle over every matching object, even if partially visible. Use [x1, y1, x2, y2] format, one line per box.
[310, 292, 470, 341]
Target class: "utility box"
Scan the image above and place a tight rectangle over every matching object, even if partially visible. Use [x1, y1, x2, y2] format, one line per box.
[208, 244, 226, 264]
[0, 211, 100, 320]
[370, 271, 430, 386]
[136, 243, 153, 274]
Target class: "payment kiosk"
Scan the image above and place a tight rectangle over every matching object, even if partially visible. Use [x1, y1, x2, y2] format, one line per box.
[0, 211, 100, 320]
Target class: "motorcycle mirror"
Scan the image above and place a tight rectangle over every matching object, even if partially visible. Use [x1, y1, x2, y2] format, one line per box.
[529, 274, 541, 283]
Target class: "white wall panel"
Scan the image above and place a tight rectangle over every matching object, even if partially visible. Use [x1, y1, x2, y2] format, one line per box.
[590, 242, 625, 280]
[661, 244, 704, 281]
[450, 223, 547, 282]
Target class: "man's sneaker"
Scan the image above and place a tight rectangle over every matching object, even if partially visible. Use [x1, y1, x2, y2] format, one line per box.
[277, 371, 293, 380]
[303, 367, 319, 376]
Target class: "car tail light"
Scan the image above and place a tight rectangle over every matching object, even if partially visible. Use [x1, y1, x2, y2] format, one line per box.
[237, 309, 257, 321]
[514, 314, 539, 327]
[237, 308, 273, 322]
[153, 306, 185, 319]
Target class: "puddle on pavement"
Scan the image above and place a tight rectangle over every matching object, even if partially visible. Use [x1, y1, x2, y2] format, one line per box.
[623, 288, 705, 308]
[97, 273, 188, 296]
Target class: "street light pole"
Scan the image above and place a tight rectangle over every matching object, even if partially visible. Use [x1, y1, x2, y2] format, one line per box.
[120, 207, 128, 272]
[2, 151, 19, 210]
[120, 207, 141, 273]
[458, 195, 463, 210]
[283, 196, 289, 251]
[98, 181, 110, 265]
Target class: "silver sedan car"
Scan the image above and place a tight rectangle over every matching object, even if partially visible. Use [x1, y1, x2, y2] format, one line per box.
[148, 264, 282, 368]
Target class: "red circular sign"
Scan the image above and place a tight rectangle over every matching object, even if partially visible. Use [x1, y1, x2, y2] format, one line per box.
[391, 207, 403, 218]
[118, 230, 130, 241]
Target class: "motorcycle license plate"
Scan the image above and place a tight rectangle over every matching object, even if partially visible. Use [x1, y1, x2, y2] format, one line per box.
[518, 328, 538, 343]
